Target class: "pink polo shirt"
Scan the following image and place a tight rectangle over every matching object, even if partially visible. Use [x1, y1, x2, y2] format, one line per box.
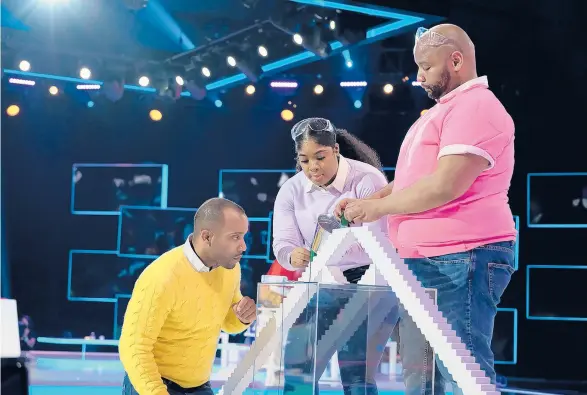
[389, 76, 517, 258]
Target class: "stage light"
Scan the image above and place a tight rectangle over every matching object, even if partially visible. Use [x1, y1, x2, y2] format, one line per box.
[80, 67, 92, 79]
[76, 84, 101, 90]
[314, 84, 324, 95]
[175, 76, 184, 86]
[281, 109, 294, 121]
[354, 100, 362, 109]
[19, 60, 31, 72]
[87, 101, 95, 108]
[227, 56, 237, 67]
[270, 81, 298, 88]
[214, 100, 223, 108]
[202, 67, 211, 78]
[49, 86, 59, 95]
[346, 60, 353, 68]
[412, 81, 422, 86]
[8, 78, 35, 86]
[139, 76, 150, 87]
[6, 105, 20, 117]
[246, 85, 255, 95]
[340, 81, 367, 87]
[258, 46, 268, 57]
[293, 34, 303, 45]
[420, 109, 429, 116]
[149, 109, 162, 121]
[383, 84, 394, 94]
[329, 20, 336, 30]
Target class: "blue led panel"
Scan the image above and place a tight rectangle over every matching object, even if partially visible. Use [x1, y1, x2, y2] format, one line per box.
[526, 265, 587, 321]
[68, 250, 150, 302]
[71, 163, 168, 215]
[113, 294, 131, 339]
[493, 308, 518, 365]
[527, 173, 587, 228]
[219, 169, 296, 217]
[117, 206, 271, 260]
[513, 215, 520, 271]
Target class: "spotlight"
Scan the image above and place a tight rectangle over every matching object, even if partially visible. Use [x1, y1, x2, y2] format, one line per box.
[175, 76, 184, 86]
[139, 76, 150, 87]
[383, 84, 394, 94]
[354, 100, 362, 109]
[281, 109, 294, 121]
[6, 105, 20, 117]
[258, 46, 268, 57]
[19, 60, 31, 72]
[149, 109, 162, 121]
[49, 86, 59, 95]
[340, 81, 367, 87]
[8, 78, 35, 86]
[246, 85, 255, 95]
[270, 81, 298, 89]
[87, 101, 95, 108]
[314, 84, 324, 95]
[329, 20, 336, 30]
[420, 109, 429, 116]
[77, 84, 101, 90]
[293, 34, 303, 45]
[214, 100, 223, 108]
[346, 60, 353, 68]
[202, 67, 211, 78]
[227, 56, 237, 67]
[80, 67, 92, 79]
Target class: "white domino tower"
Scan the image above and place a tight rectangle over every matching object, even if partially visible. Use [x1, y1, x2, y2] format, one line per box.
[219, 226, 499, 395]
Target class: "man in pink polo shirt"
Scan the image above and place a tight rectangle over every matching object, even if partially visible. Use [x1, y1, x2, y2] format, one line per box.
[336, 24, 516, 395]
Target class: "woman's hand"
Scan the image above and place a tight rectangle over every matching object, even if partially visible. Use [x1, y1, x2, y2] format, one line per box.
[290, 247, 311, 269]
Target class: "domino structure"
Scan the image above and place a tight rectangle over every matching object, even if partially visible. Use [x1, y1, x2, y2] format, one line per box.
[219, 226, 499, 395]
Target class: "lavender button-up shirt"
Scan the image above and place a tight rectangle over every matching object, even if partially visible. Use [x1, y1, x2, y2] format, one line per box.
[272, 155, 389, 272]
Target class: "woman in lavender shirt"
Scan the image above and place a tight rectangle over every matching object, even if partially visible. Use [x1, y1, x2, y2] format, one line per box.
[273, 117, 395, 394]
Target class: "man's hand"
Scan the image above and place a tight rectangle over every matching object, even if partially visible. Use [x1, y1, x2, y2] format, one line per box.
[232, 296, 257, 324]
[334, 198, 357, 219]
[290, 247, 310, 269]
[343, 199, 384, 224]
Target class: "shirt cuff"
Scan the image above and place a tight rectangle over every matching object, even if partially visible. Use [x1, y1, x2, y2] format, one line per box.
[437, 144, 495, 170]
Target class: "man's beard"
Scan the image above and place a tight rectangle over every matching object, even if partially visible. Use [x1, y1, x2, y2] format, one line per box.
[426, 68, 451, 101]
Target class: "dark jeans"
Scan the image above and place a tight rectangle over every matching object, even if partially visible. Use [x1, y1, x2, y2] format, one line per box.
[122, 374, 213, 395]
[399, 241, 516, 395]
[283, 265, 398, 395]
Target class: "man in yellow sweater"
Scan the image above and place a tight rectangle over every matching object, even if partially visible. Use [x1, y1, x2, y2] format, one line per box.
[119, 198, 257, 395]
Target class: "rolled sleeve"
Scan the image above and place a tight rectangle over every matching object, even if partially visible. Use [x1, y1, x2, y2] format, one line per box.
[439, 95, 514, 171]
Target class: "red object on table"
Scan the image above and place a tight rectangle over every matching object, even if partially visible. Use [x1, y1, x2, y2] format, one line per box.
[266, 259, 302, 281]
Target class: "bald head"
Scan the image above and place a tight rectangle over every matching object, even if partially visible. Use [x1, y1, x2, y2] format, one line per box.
[194, 197, 246, 233]
[414, 24, 478, 100]
[429, 24, 475, 55]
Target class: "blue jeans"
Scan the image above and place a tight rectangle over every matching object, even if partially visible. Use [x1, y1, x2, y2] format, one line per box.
[283, 266, 399, 395]
[399, 241, 516, 395]
[122, 374, 213, 395]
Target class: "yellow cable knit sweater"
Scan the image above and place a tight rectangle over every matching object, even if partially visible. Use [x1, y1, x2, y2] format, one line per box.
[118, 246, 249, 395]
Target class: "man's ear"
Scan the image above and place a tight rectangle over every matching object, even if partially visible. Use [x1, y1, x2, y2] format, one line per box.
[200, 229, 213, 246]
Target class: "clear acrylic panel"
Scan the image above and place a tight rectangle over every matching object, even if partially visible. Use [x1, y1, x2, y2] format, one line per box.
[253, 281, 437, 395]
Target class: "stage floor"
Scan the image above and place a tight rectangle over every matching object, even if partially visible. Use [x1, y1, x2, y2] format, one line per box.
[26, 351, 566, 395]
[25, 350, 434, 394]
